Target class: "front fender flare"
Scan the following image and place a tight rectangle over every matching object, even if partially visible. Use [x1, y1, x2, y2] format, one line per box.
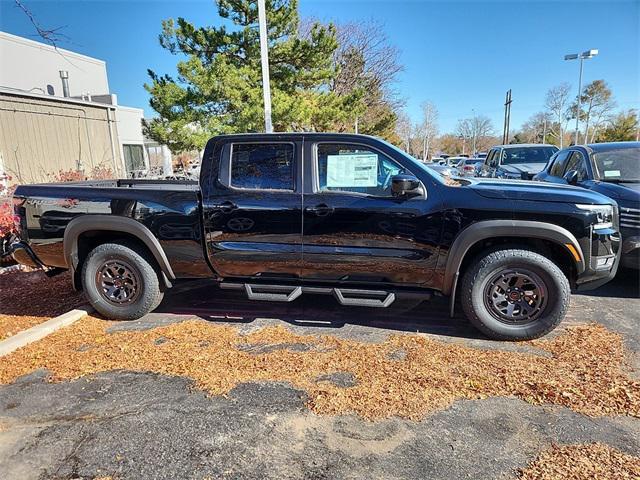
[63, 215, 176, 285]
[443, 220, 585, 315]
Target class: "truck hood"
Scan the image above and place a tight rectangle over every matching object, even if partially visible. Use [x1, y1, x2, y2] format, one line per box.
[500, 162, 546, 175]
[467, 178, 613, 205]
[589, 181, 640, 203]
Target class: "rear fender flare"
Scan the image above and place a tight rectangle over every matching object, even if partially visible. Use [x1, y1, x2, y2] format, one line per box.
[63, 215, 175, 288]
[444, 220, 585, 316]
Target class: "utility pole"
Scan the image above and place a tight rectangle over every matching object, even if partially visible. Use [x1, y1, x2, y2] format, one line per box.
[502, 89, 512, 144]
[542, 117, 547, 144]
[354, 116, 359, 134]
[257, 0, 273, 133]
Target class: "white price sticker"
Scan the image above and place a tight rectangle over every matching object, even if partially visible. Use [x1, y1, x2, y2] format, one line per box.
[326, 154, 378, 187]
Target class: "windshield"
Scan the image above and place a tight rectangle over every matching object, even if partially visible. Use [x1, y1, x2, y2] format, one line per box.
[501, 147, 557, 165]
[593, 147, 640, 182]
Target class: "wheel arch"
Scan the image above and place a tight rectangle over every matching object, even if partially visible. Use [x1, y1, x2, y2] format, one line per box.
[63, 215, 175, 290]
[444, 220, 585, 316]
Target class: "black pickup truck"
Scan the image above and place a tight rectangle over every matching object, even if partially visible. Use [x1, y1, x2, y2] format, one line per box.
[7, 133, 621, 340]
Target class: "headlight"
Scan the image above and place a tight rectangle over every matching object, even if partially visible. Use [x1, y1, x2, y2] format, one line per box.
[575, 204, 614, 230]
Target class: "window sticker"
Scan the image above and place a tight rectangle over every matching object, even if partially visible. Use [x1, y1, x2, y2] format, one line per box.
[604, 170, 621, 178]
[326, 154, 378, 187]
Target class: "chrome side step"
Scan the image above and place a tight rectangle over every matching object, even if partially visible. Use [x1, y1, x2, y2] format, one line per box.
[219, 283, 397, 308]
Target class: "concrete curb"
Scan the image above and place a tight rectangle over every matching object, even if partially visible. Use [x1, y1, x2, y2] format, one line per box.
[0, 306, 92, 357]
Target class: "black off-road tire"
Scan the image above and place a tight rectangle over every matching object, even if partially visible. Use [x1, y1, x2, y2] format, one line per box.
[460, 248, 570, 341]
[82, 242, 164, 320]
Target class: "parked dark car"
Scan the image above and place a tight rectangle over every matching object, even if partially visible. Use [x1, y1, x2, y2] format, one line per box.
[478, 144, 559, 179]
[534, 142, 640, 269]
[6, 133, 620, 340]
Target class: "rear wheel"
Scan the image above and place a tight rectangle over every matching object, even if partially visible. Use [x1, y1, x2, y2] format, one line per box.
[460, 248, 570, 341]
[81, 242, 163, 320]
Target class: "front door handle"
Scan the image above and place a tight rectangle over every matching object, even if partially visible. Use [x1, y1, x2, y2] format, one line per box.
[305, 204, 334, 217]
[211, 201, 237, 213]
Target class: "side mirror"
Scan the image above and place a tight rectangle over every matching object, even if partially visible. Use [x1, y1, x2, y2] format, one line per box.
[392, 174, 422, 198]
[563, 170, 579, 186]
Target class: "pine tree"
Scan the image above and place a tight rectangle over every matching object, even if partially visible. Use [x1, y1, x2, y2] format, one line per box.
[144, 0, 363, 152]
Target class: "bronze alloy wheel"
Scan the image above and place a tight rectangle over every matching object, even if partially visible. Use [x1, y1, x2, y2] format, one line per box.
[483, 268, 548, 324]
[95, 259, 141, 305]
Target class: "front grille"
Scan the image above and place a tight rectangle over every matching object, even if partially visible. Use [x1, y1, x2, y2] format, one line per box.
[620, 207, 640, 229]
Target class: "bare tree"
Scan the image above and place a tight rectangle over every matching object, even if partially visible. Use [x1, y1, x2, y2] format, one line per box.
[395, 112, 413, 153]
[419, 101, 438, 160]
[456, 114, 494, 153]
[300, 18, 404, 140]
[331, 20, 403, 102]
[578, 80, 616, 143]
[14, 0, 69, 47]
[519, 112, 554, 144]
[545, 83, 571, 148]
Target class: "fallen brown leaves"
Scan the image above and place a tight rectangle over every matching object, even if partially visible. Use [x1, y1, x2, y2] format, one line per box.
[519, 443, 640, 480]
[0, 317, 638, 420]
[0, 271, 84, 340]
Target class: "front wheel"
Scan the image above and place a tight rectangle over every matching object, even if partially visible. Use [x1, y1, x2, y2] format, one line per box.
[81, 242, 164, 320]
[460, 248, 570, 341]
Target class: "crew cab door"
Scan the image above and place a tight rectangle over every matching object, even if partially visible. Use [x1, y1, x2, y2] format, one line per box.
[300, 139, 440, 287]
[201, 139, 302, 279]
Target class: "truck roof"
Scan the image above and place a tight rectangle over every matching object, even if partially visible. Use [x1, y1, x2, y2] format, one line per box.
[209, 132, 382, 141]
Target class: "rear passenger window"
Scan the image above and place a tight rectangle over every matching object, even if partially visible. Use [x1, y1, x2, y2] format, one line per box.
[230, 143, 294, 190]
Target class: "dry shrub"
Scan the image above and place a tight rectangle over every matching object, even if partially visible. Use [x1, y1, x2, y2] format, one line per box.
[0, 317, 638, 420]
[519, 443, 640, 480]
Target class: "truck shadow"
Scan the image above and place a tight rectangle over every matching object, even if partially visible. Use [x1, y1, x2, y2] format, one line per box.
[154, 279, 486, 340]
[574, 268, 639, 299]
[153, 270, 639, 341]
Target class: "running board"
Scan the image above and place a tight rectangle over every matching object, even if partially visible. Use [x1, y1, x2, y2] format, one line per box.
[219, 283, 396, 308]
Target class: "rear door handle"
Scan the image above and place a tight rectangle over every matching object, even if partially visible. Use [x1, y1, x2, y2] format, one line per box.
[211, 201, 237, 213]
[305, 204, 334, 217]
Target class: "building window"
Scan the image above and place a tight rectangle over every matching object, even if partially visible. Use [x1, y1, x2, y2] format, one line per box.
[123, 144, 146, 174]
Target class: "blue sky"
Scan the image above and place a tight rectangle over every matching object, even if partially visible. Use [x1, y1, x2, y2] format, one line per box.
[1, 0, 638, 133]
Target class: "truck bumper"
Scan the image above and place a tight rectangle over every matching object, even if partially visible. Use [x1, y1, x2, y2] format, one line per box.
[621, 235, 640, 270]
[7, 240, 45, 269]
[575, 228, 621, 291]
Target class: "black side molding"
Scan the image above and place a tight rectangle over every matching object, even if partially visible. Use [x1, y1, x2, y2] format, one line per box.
[63, 215, 176, 285]
[443, 220, 585, 316]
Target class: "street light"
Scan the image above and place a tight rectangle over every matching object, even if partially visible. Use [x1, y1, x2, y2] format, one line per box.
[564, 49, 598, 144]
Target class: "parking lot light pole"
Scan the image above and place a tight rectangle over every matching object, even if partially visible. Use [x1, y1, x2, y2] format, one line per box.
[257, 0, 273, 133]
[564, 49, 598, 144]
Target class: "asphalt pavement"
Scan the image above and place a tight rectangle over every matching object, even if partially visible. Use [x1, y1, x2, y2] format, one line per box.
[0, 269, 638, 479]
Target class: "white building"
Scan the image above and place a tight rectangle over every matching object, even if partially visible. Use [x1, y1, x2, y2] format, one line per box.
[0, 31, 162, 181]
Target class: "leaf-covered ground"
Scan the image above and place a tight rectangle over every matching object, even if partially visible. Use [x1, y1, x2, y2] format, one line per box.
[519, 443, 640, 479]
[1, 316, 638, 420]
[0, 271, 84, 340]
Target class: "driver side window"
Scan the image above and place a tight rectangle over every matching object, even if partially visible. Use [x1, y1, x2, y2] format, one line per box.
[315, 143, 404, 197]
[549, 150, 572, 177]
[563, 151, 588, 181]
